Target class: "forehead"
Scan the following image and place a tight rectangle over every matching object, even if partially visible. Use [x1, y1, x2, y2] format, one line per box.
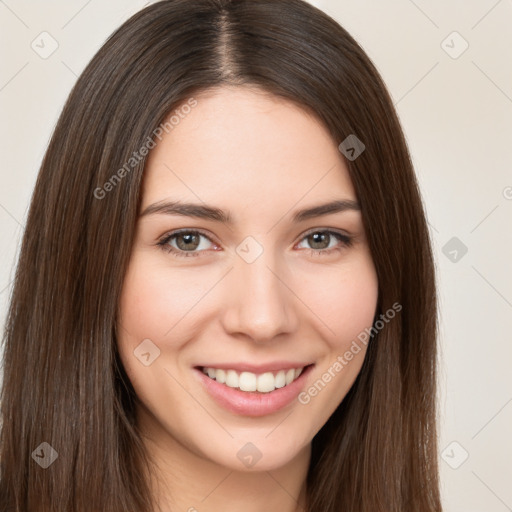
[141, 86, 356, 213]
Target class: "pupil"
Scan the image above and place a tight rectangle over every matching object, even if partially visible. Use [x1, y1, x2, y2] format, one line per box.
[310, 232, 328, 249]
[178, 233, 199, 250]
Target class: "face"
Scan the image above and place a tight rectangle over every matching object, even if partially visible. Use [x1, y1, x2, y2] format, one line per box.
[117, 86, 378, 473]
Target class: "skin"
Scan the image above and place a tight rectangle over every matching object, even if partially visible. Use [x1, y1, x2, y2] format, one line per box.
[117, 85, 378, 512]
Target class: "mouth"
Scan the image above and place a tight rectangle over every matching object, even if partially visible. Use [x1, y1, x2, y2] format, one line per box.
[193, 363, 315, 417]
[198, 365, 308, 393]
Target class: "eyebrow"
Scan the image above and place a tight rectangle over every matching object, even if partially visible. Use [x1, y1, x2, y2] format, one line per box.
[139, 199, 360, 223]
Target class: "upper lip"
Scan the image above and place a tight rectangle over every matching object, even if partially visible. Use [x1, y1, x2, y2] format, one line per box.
[195, 361, 314, 374]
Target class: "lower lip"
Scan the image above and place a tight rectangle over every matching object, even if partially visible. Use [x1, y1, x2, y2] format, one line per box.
[193, 365, 314, 417]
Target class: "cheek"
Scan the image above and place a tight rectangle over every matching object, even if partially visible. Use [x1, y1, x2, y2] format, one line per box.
[293, 258, 378, 435]
[117, 255, 206, 344]
[116, 256, 195, 415]
[116, 256, 186, 393]
[302, 251, 379, 347]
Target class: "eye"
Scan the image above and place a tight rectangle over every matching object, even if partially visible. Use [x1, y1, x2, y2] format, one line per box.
[157, 229, 217, 258]
[157, 228, 353, 258]
[296, 229, 352, 256]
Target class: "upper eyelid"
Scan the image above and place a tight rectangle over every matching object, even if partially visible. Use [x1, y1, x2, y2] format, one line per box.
[160, 227, 218, 245]
[300, 227, 351, 238]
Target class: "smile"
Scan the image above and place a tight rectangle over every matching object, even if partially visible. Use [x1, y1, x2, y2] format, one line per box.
[201, 366, 305, 393]
[193, 363, 315, 417]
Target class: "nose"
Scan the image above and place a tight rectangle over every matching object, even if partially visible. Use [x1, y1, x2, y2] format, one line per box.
[220, 247, 298, 344]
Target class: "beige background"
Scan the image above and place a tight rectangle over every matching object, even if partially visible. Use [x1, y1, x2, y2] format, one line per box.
[1, 1, 511, 510]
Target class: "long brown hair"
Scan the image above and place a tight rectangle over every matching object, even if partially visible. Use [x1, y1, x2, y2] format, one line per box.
[0, 0, 441, 510]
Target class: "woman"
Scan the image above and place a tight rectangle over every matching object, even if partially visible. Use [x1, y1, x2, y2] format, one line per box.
[0, 0, 441, 510]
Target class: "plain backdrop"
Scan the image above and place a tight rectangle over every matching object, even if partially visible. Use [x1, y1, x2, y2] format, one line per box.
[1, 1, 511, 510]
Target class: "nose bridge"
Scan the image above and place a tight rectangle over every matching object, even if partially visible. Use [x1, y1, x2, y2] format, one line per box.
[221, 240, 296, 342]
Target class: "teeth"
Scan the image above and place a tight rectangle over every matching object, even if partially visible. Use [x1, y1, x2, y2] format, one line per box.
[226, 370, 238, 388]
[274, 370, 286, 389]
[239, 371, 257, 392]
[201, 366, 306, 393]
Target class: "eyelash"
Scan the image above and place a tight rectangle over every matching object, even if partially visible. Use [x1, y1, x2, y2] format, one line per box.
[156, 228, 353, 258]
